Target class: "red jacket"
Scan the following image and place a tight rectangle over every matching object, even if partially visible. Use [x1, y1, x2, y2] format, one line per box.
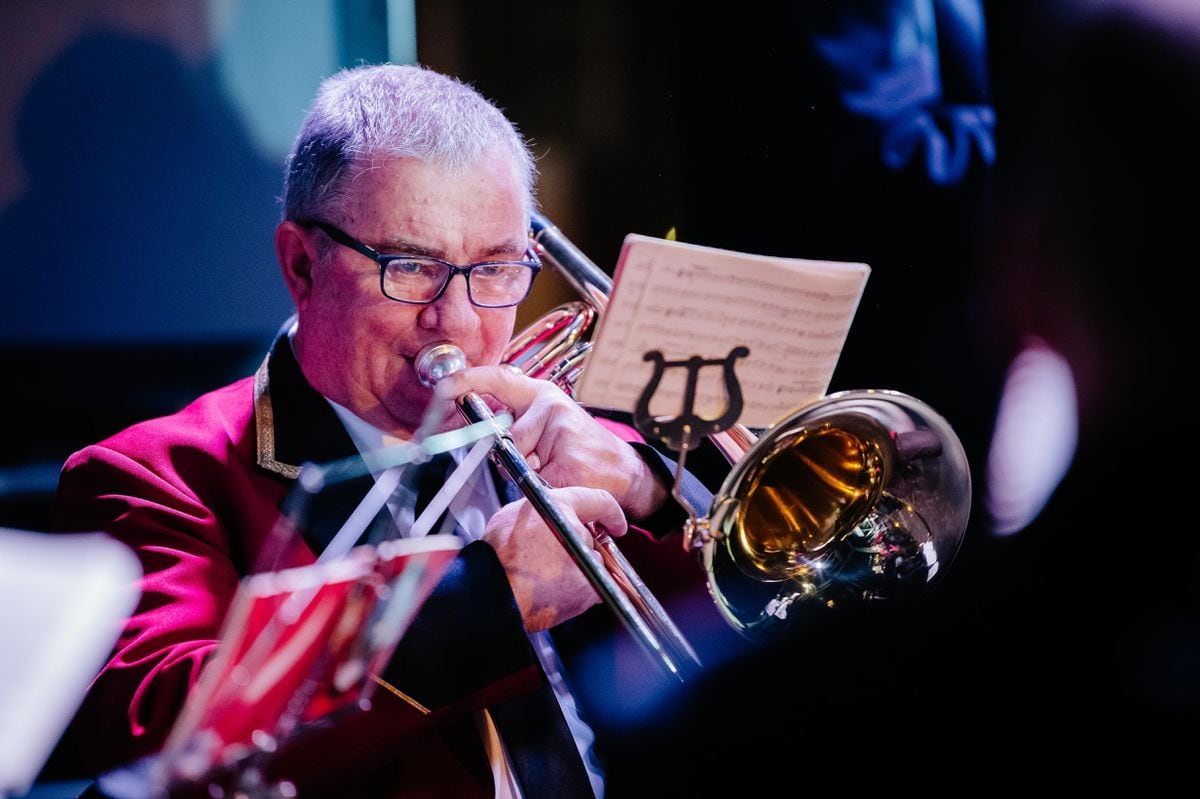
[52, 335, 640, 797]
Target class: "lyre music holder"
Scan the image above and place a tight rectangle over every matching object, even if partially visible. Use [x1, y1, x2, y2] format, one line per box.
[632, 346, 749, 529]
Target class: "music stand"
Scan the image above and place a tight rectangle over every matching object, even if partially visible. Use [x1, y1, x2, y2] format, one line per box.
[148, 422, 502, 798]
[150, 535, 461, 797]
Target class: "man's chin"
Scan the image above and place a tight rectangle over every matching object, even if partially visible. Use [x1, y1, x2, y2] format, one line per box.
[370, 391, 448, 439]
[399, 396, 462, 436]
[432, 407, 467, 434]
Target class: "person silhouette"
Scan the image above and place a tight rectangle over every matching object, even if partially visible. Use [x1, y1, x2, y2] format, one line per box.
[0, 29, 292, 345]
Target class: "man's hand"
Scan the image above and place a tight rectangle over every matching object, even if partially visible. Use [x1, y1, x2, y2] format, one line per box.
[434, 366, 669, 521]
[484, 487, 627, 632]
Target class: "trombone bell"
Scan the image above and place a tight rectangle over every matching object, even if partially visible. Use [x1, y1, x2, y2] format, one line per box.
[703, 390, 971, 640]
[515, 213, 972, 651]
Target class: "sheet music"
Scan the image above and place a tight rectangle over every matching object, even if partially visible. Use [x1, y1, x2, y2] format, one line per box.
[576, 234, 870, 428]
[0, 529, 140, 798]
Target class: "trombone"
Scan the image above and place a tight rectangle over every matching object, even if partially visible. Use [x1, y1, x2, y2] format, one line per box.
[416, 341, 702, 681]
[431, 213, 972, 678]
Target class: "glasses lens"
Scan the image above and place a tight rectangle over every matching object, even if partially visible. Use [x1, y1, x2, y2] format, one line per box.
[382, 258, 450, 302]
[468, 264, 535, 307]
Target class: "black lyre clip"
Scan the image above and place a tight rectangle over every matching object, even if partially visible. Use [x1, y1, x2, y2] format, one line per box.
[633, 346, 750, 453]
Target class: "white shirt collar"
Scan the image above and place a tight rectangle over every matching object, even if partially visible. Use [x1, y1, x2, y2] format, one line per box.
[323, 396, 498, 542]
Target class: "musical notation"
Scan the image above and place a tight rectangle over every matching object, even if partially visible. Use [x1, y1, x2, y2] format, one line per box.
[575, 234, 870, 428]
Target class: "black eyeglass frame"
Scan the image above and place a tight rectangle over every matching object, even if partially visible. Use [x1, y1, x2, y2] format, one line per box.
[303, 219, 542, 308]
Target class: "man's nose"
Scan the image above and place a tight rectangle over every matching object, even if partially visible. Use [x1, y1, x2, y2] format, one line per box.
[422, 274, 479, 335]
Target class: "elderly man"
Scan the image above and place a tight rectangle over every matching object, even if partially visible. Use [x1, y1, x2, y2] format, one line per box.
[52, 64, 693, 797]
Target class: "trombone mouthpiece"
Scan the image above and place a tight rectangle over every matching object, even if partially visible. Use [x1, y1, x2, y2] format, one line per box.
[416, 342, 468, 388]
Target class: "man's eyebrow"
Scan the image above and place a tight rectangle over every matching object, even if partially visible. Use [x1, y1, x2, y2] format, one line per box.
[375, 236, 528, 260]
[373, 237, 441, 257]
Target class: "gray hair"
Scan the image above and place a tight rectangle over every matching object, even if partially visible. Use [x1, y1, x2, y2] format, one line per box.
[282, 63, 536, 223]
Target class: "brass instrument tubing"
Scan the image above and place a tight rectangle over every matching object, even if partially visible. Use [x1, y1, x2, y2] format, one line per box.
[420, 345, 701, 682]
[530, 212, 612, 311]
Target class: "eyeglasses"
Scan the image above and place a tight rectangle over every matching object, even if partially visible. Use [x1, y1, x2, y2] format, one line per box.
[305, 220, 541, 308]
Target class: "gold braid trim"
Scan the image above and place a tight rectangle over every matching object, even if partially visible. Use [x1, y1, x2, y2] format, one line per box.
[369, 673, 430, 714]
[254, 353, 302, 479]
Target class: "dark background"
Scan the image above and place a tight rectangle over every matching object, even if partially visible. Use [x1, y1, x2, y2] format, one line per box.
[427, 0, 1197, 786]
[2, 0, 1194, 791]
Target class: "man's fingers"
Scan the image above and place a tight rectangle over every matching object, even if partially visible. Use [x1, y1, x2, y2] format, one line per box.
[435, 365, 566, 458]
[434, 365, 541, 414]
[552, 486, 628, 539]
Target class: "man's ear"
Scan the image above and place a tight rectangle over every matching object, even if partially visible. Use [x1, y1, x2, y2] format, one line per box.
[276, 221, 320, 308]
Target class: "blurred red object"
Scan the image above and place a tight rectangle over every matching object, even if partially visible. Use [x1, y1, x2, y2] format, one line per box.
[152, 534, 462, 793]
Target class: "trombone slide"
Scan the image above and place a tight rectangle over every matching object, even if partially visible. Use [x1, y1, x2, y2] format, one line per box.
[416, 342, 702, 681]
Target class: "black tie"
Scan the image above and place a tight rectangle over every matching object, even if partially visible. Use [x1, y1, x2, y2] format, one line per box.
[385, 460, 597, 796]
[409, 451, 458, 537]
